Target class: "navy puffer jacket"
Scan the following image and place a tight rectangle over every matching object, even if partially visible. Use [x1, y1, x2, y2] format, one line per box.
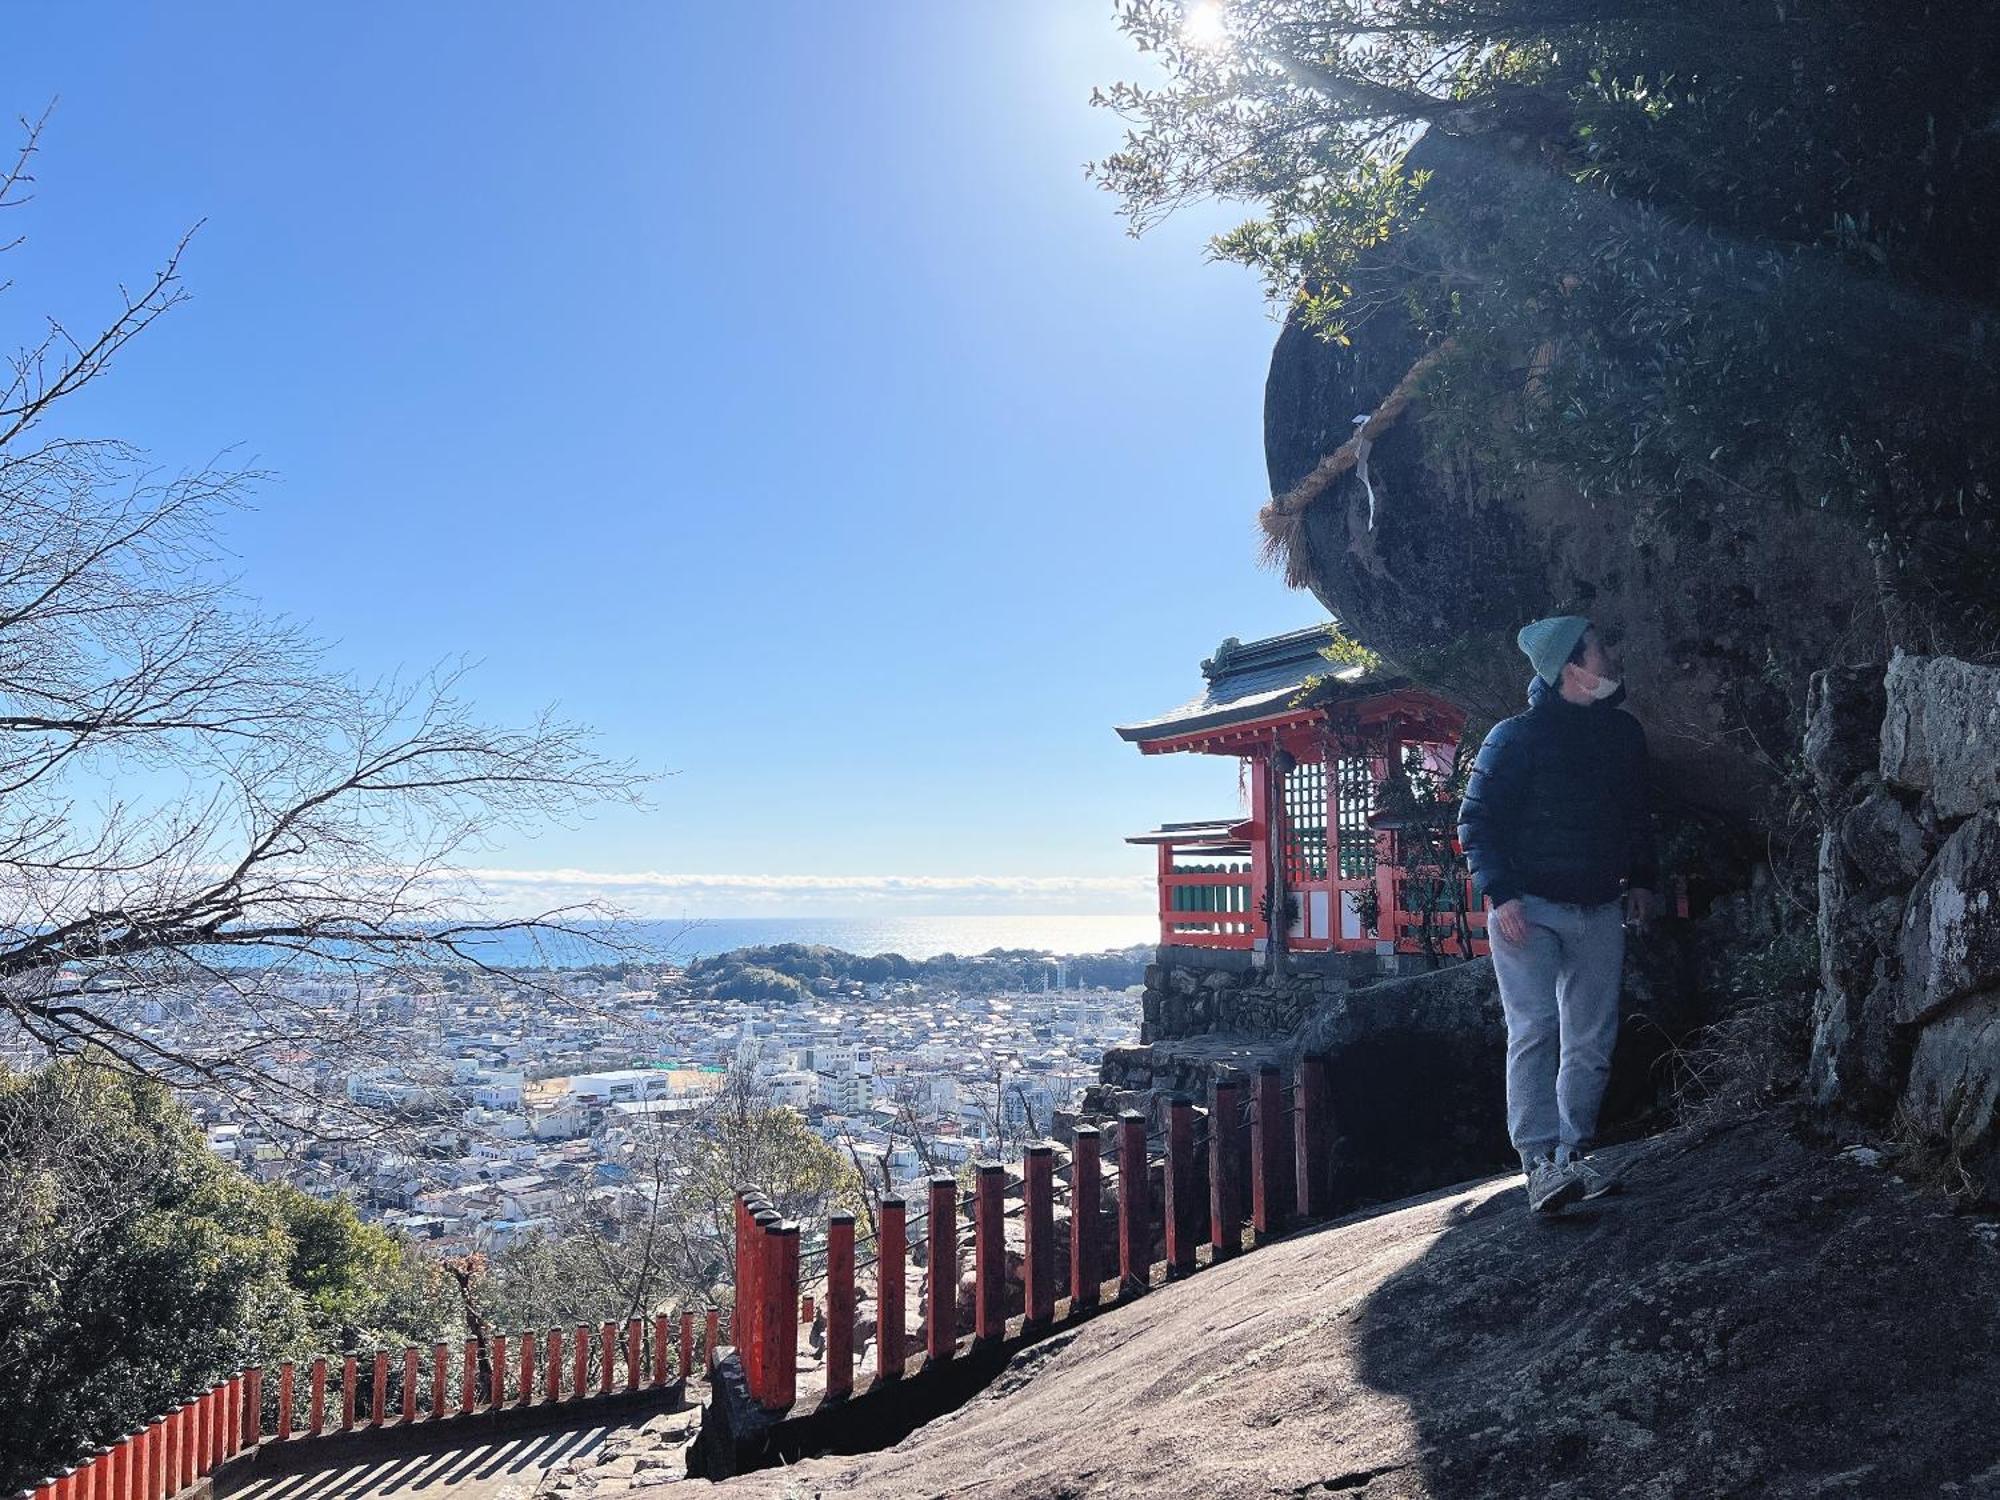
[1455, 674, 1657, 908]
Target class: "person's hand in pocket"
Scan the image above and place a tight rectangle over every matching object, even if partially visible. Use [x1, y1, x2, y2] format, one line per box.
[1490, 898, 1528, 946]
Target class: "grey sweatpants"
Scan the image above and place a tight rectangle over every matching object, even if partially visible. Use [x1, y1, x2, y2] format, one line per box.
[1490, 892, 1627, 1171]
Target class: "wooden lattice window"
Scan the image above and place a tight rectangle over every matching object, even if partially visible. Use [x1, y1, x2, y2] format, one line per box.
[1335, 755, 1378, 880]
[1282, 758, 1328, 882]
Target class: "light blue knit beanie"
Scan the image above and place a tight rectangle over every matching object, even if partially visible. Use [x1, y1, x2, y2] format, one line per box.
[1516, 615, 1590, 686]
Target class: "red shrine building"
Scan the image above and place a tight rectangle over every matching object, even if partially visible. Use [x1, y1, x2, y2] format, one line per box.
[1117, 626, 1491, 965]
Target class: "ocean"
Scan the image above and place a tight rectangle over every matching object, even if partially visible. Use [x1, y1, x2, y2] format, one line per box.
[197, 915, 1160, 970]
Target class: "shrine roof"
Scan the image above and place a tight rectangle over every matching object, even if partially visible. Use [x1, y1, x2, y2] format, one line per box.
[1113, 625, 1420, 746]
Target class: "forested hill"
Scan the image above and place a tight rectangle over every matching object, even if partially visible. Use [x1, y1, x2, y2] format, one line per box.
[682, 943, 1148, 1004]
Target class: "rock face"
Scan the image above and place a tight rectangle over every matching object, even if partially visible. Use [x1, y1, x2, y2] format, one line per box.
[1263, 139, 1877, 829]
[699, 1114, 2000, 1499]
[1808, 653, 2000, 1198]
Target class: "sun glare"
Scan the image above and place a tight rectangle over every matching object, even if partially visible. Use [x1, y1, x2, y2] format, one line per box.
[1183, 1, 1230, 50]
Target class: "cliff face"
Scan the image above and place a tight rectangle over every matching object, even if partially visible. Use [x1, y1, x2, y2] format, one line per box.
[1261, 138, 1879, 833]
[701, 1113, 2000, 1498]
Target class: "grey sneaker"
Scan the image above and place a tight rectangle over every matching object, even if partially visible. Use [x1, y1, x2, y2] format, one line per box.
[1569, 1154, 1623, 1200]
[1527, 1156, 1584, 1215]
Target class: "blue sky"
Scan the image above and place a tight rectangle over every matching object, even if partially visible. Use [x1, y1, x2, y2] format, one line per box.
[3, 4, 1321, 918]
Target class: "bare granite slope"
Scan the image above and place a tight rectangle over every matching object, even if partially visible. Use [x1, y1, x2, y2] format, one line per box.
[700, 1114, 2000, 1499]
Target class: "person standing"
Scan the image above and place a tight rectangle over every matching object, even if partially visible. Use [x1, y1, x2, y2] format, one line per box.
[1456, 616, 1658, 1215]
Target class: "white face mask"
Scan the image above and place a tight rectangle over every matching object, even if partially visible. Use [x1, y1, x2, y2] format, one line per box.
[1583, 671, 1621, 701]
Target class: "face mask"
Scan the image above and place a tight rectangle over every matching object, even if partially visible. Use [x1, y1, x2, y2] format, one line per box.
[1584, 672, 1621, 701]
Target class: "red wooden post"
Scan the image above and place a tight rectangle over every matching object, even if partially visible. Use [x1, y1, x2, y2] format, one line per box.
[190, 1393, 208, 1477]
[211, 1385, 228, 1471]
[624, 1318, 641, 1393]
[546, 1330, 563, 1404]
[1023, 1144, 1055, 1326]
[878, 1195, 906, 1380]
[245, 1367, 263, 1448]
[598, 1323, 615, 1396]
[273, 1364, 291, 1442]
[1163, 1094, 1197, 1277]
[1293, 1055, 1332, 1217]
[433, 1344, 449, 1419]
[1211, 1077, 1243, 1259]
[487, 1337, 504, 1411]
[703, 1308, 720, 1374]
[1117, 1110, 1149, 1295]
[779, 1223, 803, 1407]
[404, 1347, 420, 1420]
[570, 1326, 588, 1402]
[113, 1438, 133, 1500]
[221, 1378, 238, 1461]
[193, 1393, 211, 1478]
[924, 1176, 957, 1365]
[519, 1330, 536, 1408]
[1070, 1126, 1101, 1309]
[826, 1211, 855, 1399]
[147, 1423, 163, 1500]
[652, 1314, 669, 1388]
[461, 1339, 479, 1416]
[973, 1162, 1005, 1343]
[308, 1359, 327, 1437]
[748, 1204, 779, 1401]
[679, 1311, 695, 1381]
[736, 1200, 756, 1400]
[170, 1406, 186, 1492]
[371, 1351, 388, 1428]
[1252, 1063, 1286, 1241]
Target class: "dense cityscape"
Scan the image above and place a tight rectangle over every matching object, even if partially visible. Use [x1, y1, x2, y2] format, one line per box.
[1, 949, 1146, 1261]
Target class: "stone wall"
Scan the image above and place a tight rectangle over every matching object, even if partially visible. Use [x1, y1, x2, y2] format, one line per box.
[1139, 955, 1361, 1042]
[1808, 653, 2000, 1197]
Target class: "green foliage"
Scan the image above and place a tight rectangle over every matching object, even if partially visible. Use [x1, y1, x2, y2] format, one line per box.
[1094, 0, 2000, 655]
[704, 963, 815, 1005]
[0, 1062, 451, 1492]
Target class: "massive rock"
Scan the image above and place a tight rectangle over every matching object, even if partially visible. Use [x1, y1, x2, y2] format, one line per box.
[1263, 135, 1878, 828]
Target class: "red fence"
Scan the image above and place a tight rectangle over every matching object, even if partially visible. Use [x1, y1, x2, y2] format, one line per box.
[17, 1309, 721, 1500]
[729, 1057, 1337, 1414]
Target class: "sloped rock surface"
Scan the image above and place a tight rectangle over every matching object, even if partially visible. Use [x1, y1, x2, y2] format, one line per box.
[697, 1115, 2000, 1498]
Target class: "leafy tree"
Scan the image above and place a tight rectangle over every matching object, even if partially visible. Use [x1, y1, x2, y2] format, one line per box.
[480, 1069, 861, 1333]
[1092, 0, 2000, 654]
[0, 1060, 452, 1492]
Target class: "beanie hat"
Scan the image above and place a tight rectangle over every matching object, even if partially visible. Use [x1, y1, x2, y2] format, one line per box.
[1516, 615, 1590, 686]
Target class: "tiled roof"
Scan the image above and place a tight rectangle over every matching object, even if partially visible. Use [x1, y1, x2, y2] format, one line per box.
[1114, 625, 1403, 743]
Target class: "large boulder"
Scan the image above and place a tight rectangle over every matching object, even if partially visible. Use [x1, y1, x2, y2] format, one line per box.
[1264, 134, 1878, 829]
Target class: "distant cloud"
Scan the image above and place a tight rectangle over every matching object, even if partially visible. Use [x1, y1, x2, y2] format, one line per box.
[455, 867, 1155, 918]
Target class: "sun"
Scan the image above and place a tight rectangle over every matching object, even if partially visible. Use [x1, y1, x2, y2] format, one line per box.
[1182, 1, 1230, 50]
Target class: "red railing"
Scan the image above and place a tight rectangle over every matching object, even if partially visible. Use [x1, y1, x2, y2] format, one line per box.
[1154, 838, 1261, 949]
[19, 1306, 723, 1500]
[728, 1057, 1341, 1415]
